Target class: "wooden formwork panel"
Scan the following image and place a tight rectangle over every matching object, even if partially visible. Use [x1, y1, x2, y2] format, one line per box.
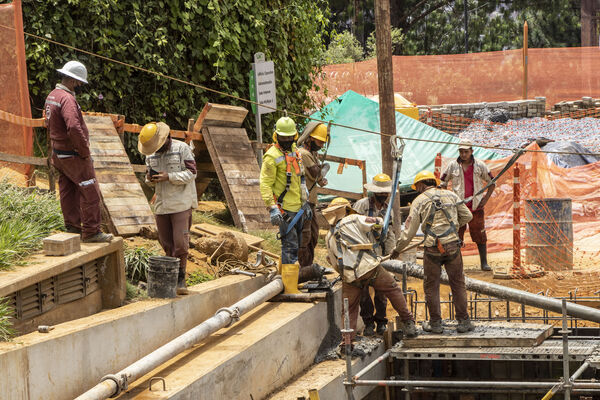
[84, 115, 156, 236]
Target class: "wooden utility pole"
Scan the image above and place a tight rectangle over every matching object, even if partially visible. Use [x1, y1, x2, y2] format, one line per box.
[374, 0, 395, 177]
[375, 0, 400, 236]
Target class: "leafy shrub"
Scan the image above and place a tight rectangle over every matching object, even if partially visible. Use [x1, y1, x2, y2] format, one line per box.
[186, 271, 215, 286]
[0, 297, 15, 341]
[124, 246, 160, 283]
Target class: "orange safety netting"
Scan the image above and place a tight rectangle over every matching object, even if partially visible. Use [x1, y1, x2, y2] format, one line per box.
[313, 47, 600, 107]
[0, 0, 33, 178]
[447, 143, 600, 275]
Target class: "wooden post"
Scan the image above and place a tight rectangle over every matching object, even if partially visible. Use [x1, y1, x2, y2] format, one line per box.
[186, 118, 195, 144]
[522, 21, 528, 100]
[374, 0, 400, 232]
[434, 152, 442, 180]
[513, 163, 521, 273]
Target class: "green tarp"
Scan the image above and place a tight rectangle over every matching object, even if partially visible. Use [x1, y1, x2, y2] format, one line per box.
[310, 91, 501, 193]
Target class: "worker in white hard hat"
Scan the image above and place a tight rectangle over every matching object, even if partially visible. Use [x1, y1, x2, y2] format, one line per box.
[297, 121, 331, 282]
[352, 173, 397, 337]
[440, 139, 495, 272]
[139, 122, 198, 295]
[45, 60, 112, 243]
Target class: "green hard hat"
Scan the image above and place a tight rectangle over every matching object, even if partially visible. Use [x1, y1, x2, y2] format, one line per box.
[275, 116, 297, 137]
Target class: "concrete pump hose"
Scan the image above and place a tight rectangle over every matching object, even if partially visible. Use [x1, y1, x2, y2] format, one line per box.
[381, 260, 600, 324]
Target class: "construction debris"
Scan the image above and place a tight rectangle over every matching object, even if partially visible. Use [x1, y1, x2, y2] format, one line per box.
[194, 231, 249, 264]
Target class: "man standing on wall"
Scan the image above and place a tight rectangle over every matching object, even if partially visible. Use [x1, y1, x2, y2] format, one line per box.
[45, 60, 113, 243]
[441, 139, 495, 271]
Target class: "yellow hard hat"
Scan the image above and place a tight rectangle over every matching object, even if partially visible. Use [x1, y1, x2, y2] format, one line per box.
[309, 123, 329, 143]
[138, 121, 170, 155]
[373, 173, 391, 183]
[139, 123, 158, 144]
[411, 170, 440, 190]
[330, 197, 350, 206]
[275, 116, 297, 137]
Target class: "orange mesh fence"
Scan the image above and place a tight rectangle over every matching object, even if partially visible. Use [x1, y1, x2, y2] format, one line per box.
[0, 0, 33, 177]
[446, 143, 600, 283]
[313, 48, 600, 107]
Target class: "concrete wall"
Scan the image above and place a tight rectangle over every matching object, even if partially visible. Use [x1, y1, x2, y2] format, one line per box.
[0, 275, 266, 400]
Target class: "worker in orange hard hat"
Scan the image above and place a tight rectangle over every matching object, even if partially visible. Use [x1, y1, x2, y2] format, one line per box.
[297, 122, 331, 282]
[140, 121, 198, 295]
[394, 170, 474, 334]
[45, 60, 112, 243]
[352, 173, 396, 336]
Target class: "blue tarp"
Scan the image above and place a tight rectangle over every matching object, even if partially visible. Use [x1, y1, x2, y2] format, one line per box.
[310, 91, 501, 193]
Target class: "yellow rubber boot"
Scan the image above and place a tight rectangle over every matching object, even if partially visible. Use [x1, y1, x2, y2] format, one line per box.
[281, 263, 301, 294]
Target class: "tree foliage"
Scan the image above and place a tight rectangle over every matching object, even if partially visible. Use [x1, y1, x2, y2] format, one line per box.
[320, 31, 364, 64]
[8, 0, 329, 152]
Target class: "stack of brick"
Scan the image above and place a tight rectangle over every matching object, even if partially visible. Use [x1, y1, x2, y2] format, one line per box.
[418, 97, 547, 120]
[551, 96, 600, 114]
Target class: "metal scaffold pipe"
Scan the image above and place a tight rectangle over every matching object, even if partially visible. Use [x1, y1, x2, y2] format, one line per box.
[75, 278, 284, 400]
[382, 261, 600, 324]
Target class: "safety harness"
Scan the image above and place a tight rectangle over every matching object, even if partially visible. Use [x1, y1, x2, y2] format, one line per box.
[421, 190, 459, 255]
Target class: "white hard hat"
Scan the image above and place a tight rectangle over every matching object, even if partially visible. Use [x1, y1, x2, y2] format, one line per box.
[57, 60, 88, 84]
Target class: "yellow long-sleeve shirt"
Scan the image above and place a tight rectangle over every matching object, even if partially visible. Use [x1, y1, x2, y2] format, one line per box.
[259, 144, 303, 212]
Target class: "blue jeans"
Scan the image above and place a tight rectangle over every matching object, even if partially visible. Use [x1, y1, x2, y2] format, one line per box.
[279, 210, 306, 264]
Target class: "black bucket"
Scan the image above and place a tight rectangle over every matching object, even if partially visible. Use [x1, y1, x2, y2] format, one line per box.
[147, 256, 180, 298]
[524, 198, 573, 270]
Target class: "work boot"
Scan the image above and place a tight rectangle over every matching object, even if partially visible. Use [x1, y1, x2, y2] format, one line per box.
[363, 322, 375, 337]
[401, 320, 418, 338]
[82, 232, 113, 243]
[65, 225, 82, 234]
[457, 319, 475, 333]
[298, 263, 321, 283]
[281, 264, 301, 294]
[477, 243, 492, 271]
[422, 320, 443, 334]
[177, 261, 189, 295]
[376, 321, 387, 335]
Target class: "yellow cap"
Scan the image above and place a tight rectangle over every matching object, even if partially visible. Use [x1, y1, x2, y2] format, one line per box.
[330, 197, 350, 206]
[139, 123, 158, 144]
[412, 170, 440, 190]
[309, 123, 329, 142]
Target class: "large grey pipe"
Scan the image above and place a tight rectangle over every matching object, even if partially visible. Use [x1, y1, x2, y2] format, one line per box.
[382, 260, 600, 324]
[76, 278, 284, 400]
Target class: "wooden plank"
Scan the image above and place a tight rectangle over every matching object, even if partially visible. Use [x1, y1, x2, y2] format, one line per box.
[85, 115, 155, 236]
[315, 187, 363, 200]
[402, 322, 554, 348]
[201, 125, 271, 230]
[191, 223, 263, 247]
[0, 152, 47, 166]
[194, 103, 248, 131]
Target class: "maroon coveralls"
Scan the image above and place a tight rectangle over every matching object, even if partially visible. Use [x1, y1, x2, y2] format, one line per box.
[45, 86, 102, 239]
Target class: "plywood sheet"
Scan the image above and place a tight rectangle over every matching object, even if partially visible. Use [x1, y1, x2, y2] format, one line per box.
[401, 321, 554, 348]
[84, 115, 155, 236]
[201, 125, 272, 230]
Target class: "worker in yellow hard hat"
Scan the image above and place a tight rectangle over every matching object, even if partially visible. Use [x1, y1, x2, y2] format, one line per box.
[394, 170, 474, 334]
[259, 116, 311, 294]
[352, 173, 396, 336]
[323, 197, 417, 346]
[297, 122, 331, 282]
[140, 121, 198, 295]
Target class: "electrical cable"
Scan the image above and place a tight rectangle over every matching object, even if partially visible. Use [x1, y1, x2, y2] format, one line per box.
[2, 22, 600, 157]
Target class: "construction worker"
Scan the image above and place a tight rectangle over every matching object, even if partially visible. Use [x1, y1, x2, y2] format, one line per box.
[45, 60, 113, 243]
[352, 173, 396, 336]
[324, 197, 417, 341]
[297, 121, 329, 282]
[393, 171, 474, 334]
[140, 122, 197, 295]
[259, 116, 311, 293]
[440, 139, 495, 271]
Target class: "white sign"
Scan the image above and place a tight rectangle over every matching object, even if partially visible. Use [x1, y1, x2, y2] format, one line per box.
[253, 60, 276, 115]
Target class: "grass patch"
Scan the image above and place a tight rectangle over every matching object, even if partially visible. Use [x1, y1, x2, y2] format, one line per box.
[192, 208, 234, 227]
[0, 183, 64, 270]
[124, 245, 160, 284]
[0, 297, 15, 341]
[126, 282, 148, 301]
[186, 271, 215, 286]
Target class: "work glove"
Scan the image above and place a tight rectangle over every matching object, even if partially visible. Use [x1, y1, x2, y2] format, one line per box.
[320, 163, 331, 178]
[269, 206, 284, 227]
[302, 202, 313, 220]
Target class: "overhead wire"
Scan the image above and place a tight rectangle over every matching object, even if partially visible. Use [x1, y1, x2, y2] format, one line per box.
[2, 22, 600, 157]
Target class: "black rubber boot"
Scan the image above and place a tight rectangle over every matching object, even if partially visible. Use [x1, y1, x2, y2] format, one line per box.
[363, 322, 375, 336]
[376, 321, 387, 335]
[477, 243, 492, 271]
[177, 266, 188, 295]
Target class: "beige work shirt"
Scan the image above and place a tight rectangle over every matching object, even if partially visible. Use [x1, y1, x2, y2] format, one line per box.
[395, 187, 472, 251]
[352, 197, 395, 256]
[145, 139, 198, 215]
[441, 157, 493, 210]
[326, 214, 385, 283]
[298, 146, 322, 204]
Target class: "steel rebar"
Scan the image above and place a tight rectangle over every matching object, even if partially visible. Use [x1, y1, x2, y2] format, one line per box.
[75, 278, 284, 400]
[382, 261, 600, 323]
[353, 350, 390, 381]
